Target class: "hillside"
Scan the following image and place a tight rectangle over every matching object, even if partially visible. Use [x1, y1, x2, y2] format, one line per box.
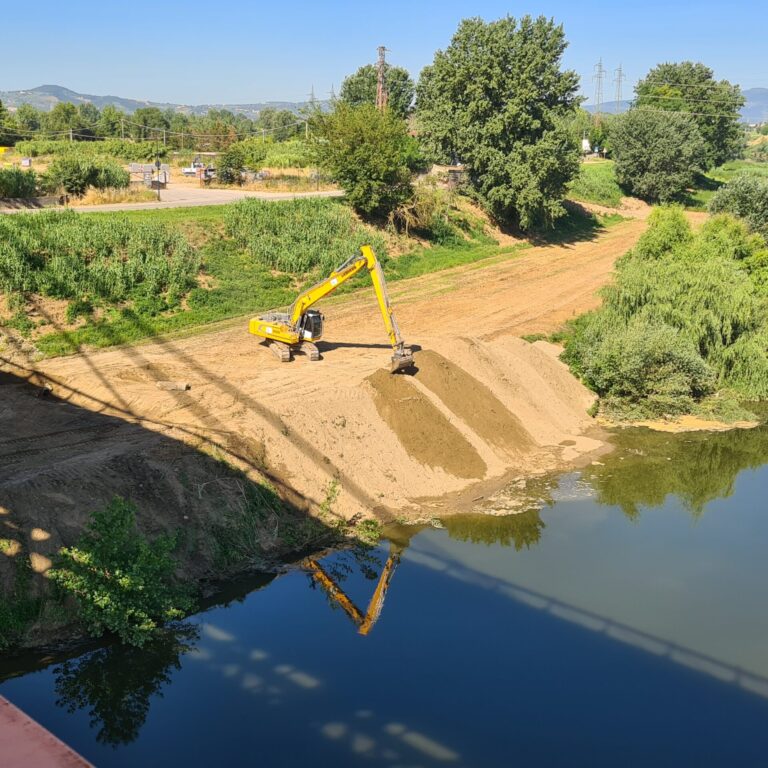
[0, 84, 318, 118]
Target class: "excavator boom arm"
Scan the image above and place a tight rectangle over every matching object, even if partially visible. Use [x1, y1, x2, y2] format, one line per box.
[289, 255, 368, 326]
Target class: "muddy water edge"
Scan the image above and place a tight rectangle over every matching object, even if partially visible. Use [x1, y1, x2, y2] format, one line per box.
[1, 421, 768, 766]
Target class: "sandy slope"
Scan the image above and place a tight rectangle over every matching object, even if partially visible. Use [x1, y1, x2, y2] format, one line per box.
[1, 220, 647, 536]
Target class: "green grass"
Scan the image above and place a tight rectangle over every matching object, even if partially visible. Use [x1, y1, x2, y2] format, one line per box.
[567, 160, 624, 207]
[686, 160, 768, 211]
[26, 201, 620, 357]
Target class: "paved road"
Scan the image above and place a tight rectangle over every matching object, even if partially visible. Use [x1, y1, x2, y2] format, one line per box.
[0, 186, 343, 214]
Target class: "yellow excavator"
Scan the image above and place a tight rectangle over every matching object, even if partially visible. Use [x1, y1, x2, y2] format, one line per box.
[248, 245, 414, 373]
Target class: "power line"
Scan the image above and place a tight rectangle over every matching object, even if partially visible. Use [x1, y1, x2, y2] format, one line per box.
[632, 93, 745, 106]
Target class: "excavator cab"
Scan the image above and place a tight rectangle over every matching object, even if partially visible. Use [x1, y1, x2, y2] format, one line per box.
[298, 309, 324, 342]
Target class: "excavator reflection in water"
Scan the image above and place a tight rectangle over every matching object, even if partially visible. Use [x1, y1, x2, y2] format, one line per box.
[304, 540, 404, 636]
[302, 509, 548, 635]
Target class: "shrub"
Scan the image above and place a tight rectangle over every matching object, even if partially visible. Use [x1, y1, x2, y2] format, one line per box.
[234, 137, 268, 170]
[0, 167, 37, 198]
[44, 156, 129, 196]
[217, 146, 244, 185]
[224, 197, 387, 274]
[709, 173, 768, 238]
[49, 497, 192, 647]
[611, 109, 708, 202]
[568, 316, 715, 416]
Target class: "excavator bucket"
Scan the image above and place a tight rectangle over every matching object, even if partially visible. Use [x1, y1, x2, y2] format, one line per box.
[391, 347, 415, 374]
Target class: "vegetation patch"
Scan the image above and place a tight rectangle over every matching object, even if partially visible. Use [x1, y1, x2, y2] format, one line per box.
[563, 207, 768, 420]
[567, 161, 623, 207]
[49, 497, 192, 647]
[0, 210, 200, 343]
[224, 197, 387, 274]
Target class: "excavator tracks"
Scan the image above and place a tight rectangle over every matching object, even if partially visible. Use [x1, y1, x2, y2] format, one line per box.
[268, 341, 292, 363]
[297, 341, 321, 361]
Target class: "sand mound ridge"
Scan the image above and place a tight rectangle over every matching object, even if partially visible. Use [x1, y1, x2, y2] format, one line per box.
[7, 332, 606, 523]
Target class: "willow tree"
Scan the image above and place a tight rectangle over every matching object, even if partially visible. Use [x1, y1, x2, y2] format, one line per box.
[416, 15, 581, 230]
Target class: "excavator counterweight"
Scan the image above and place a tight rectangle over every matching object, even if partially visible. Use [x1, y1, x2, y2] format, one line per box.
[249, 245, 414, 373]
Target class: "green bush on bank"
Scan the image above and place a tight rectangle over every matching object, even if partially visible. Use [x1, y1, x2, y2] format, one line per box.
[709, 173, 768, 239]
[49, 497, 192, 647]
[563, 207, 768, 419]
[0, 167, 38, 198]
[43, 156, 130, 196]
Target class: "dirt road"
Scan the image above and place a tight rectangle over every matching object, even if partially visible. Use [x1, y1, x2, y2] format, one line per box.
[1, 218, 647, 552]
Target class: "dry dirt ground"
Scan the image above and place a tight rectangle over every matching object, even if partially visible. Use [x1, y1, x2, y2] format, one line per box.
[0, 219, 648, 584]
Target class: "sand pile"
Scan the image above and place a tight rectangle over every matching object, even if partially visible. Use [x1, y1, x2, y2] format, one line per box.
[4, 329, 606, 525]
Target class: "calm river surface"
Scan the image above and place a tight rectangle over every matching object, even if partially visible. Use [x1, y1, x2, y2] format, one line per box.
[2, 425, 768, 767]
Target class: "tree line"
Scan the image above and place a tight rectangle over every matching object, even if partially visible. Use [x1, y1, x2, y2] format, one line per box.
[310, 17, 747, 228]
[0, 100, 305, 151]
[0, 15, 751, 226]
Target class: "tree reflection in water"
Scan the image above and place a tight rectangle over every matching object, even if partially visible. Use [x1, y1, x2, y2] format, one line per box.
[442, 508, 546, 550]
[584, 425, 768, 519]
[53, 622, 199, 746]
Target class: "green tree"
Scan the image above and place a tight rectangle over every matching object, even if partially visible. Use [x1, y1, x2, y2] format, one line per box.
[256, 108, 302, 141]
[340, 64, 415, 119]
[97, 105, 125, 138]
[14, 104, 42, 134]
[311, 102, 418, 217]
[217, 145, 244, 185]
[416, 15, 581, 229]
[131, 107, 169, 141]
[0, 100, 14, 145]
[44, 102, 82, 137]
[611, 109, 708, 202]
[49, 497, 191, 646]
[635, 62, 744, 167]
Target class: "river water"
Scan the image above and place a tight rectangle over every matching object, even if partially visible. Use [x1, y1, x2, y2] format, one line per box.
[2, 425, 768, 767]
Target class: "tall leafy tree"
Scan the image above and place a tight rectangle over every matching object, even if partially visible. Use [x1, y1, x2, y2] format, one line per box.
[634, 62, 745, 167]
[416, 16, 581, 229]
[44, 102, 82, 137]
[131, 107, 169, 141]
[340, 64, 415, 120]
[15, 103, 42, 134]
[97, 105, 125, 138]
[311, 102, 419, 217]
[611, 109, 708, 202]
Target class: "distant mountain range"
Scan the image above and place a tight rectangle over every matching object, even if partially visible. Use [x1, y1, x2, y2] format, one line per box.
[2, 83, 767, 124]
[0, 84, 311, 119]
[584, 88, 768, 123]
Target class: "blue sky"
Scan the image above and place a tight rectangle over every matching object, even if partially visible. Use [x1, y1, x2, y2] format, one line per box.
[2, 0, 763, 104]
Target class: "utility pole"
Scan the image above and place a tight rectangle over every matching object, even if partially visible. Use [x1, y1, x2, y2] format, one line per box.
[613, 64, 626, 113]
[593, 59, 606, 121]
[376, 45, 388, 111]
[120, 118, 125, 139]
[69, 128, 73, 143]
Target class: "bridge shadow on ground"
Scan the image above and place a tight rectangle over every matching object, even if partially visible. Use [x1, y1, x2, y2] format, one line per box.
[0, 365, 348, 651]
